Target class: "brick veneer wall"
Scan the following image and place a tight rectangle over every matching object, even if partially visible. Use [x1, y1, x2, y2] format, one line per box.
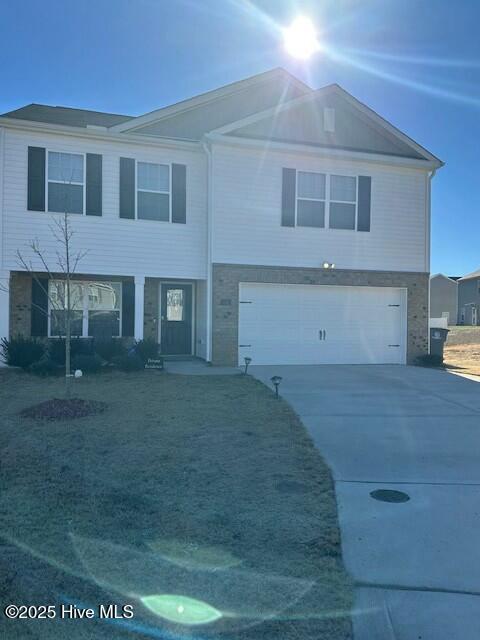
[144, 278, 159, 340]
[212, 263, 429, 366]
[9, 272, 32, 337]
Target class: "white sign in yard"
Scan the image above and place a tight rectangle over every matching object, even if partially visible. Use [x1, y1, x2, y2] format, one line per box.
[145, 358, 164, 370]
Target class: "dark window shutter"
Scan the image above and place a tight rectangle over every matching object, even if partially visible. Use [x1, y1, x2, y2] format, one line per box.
[119, 157, 135, 219]
[27, 147, 46, 211]
[31, 277, 48, 336]
[121, 281, 135, 337]
[357, 176, 371, 232]
[281, 168, 296, 227]
[171, 163, 186, 224]
[86, 153, 102, 216]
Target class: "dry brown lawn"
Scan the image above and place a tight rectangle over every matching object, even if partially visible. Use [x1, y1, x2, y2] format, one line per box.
[444, 326, 480, 376]
[0, 368, 352, 640]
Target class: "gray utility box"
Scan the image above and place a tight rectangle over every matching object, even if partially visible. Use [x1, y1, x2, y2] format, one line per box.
[430, 327, 449, 359]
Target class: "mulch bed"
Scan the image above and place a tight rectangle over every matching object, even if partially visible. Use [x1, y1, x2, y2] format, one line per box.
[19, 397, 107, 421]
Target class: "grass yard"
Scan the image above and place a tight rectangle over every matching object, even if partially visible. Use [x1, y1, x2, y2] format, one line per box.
[0, 369, 352, 640]
[444, 326, 480, 376]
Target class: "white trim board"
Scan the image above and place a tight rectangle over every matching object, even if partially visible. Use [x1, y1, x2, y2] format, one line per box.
[208, 84, 443, 168]
[110, 68, 311, 134]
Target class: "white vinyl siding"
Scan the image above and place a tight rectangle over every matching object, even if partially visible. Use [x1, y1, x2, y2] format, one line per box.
[211, 143, 428, 272]
[2, 128, 207, 279]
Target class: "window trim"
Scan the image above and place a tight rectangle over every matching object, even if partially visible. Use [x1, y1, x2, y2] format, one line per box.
[47, 280, 123, 338]
[295, 170, 326, 229]
[46, 149, 86, 216]
[135, 159, 172, 222]
[328, 174, 358, 231]
[294, 170, 359, 231]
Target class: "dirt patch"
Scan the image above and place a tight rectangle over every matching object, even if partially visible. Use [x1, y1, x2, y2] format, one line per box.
[444, 343, 480, 377]
[19, 397, 107, 421]
[443, 327, 480, 376]
[0, 369, 353, 640]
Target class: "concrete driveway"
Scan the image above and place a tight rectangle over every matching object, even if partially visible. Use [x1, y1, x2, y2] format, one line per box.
[251, 365, 480, 639]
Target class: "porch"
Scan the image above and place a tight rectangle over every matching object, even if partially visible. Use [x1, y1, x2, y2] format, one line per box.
[4, 271, 208, 359]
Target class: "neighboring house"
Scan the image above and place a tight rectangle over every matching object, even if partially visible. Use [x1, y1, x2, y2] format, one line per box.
[458, 269, 480, 325]
[430, 274, 458, 325]
[0, 68, 443, 366]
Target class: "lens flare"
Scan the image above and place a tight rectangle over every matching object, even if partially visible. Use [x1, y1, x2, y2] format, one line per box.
[140, 594, 223, 625]
[283, 16, 320, 60]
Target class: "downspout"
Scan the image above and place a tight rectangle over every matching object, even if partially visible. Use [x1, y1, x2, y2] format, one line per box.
[426, 168, 437, 354]
[202, 139, 213, 363]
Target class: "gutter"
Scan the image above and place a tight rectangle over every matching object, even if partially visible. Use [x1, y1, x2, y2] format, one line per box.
[205, 132, 443, 171]
[0, 117, 202, 152]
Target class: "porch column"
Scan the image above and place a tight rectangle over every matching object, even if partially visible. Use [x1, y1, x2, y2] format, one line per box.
[134, 275, 145, 341]
[0, 271, 10, 353]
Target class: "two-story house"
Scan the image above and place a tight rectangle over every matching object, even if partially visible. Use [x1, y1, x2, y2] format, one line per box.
[458, 269, 480, 325]
[0, 68, 442, 366]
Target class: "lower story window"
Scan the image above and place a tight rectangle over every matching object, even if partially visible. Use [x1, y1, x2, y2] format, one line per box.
[48, 280, 122, 338]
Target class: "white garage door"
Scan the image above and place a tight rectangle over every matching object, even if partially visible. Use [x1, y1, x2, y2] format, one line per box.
[238, 283, 407, 365]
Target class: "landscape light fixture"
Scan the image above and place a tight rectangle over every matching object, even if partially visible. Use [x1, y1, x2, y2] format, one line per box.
[244, 356, 252, 375]
[271, 375, 282, 398]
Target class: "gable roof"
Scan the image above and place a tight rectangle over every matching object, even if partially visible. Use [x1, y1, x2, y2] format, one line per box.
[209, 84, 442, 165]
[430, 274, 459, 283]
[0, 103, 132, 128]
[459, 269, 480, 282]
[0, 68, 442, 166]
[111, 68, 311, 138]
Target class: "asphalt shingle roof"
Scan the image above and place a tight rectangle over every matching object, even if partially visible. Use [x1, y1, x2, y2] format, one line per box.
[0, 103, 132, 128]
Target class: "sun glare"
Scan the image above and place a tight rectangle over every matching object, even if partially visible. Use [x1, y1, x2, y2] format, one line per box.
[284, 16, 320, 60]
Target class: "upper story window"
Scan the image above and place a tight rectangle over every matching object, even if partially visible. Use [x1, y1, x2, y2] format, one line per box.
[297, 171, 326, 227]
[137, 162, 170, 221]
[329, 175, 357, 230]
[295, 171, 357, 230]
[48, 152, 84, 214]
[48, 280, 122, 338]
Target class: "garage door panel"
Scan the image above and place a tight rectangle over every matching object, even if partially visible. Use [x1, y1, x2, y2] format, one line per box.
[238, 283, 406, 365]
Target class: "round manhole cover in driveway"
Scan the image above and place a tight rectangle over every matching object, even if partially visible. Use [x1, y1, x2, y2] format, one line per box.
[370, 489, 410, 503]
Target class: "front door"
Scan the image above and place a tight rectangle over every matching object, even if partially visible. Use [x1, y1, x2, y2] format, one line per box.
[160, 284, 193, 355]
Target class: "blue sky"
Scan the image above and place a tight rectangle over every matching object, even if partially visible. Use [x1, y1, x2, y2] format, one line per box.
[0, 0, 478, 275]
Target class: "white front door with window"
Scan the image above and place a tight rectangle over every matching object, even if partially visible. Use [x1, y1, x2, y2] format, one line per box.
[238, 283, 407, 365]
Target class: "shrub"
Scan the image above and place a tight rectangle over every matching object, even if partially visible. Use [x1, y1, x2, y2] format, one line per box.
[416, 354, 444, 368]
[30, 355, 61, 377]
[72, 353, 103, 374]
[94, 338, 127, 363]
[1, 336, 45, 368]
[48, 338, 94, 365]
[112, 353, 145, 372]
[134, 338, 159, 363]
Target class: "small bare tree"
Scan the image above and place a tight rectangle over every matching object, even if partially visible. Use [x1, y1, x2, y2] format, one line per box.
[13, 212, 87, 397]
